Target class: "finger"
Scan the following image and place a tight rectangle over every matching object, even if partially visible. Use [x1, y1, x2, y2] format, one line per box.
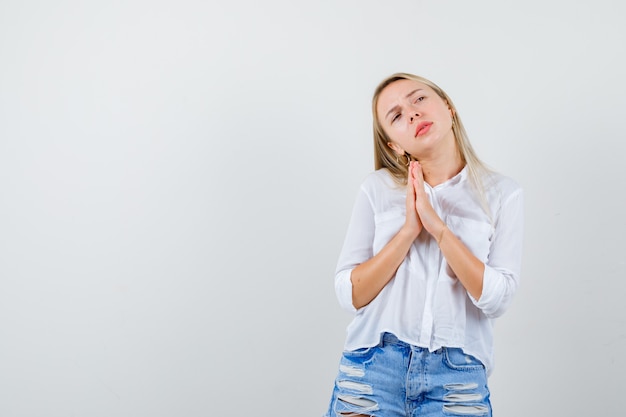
[407, 162, 416, 193]
[414, 161, 424, 180]
[408, 162, 416, 185]
[406, 172, 416, 207]
[412, 162, 423, 191]
[406, 163, 419, 214]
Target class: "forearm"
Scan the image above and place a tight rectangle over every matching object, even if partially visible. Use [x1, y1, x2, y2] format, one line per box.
[350, 226, 418, 309]
[437, 225, 485, 300]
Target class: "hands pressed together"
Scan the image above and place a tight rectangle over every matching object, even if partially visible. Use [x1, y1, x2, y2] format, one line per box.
[404, 161, 447, 244]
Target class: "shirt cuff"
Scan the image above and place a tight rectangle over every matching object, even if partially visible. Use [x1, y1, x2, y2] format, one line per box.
[468, 265, 502, 317]
[335, 268, 357, 313]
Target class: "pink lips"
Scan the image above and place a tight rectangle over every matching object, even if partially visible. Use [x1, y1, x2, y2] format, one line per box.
[415, 122, 433, 137]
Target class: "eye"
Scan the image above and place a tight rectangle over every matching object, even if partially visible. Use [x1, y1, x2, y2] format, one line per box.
[391, 113, 401, 123]
[414, 96, 425, 103]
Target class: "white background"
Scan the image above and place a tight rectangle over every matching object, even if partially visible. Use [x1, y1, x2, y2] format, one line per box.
[1, 1, 624, 415]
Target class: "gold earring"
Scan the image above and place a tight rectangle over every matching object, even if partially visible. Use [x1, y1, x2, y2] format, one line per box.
[395, 153, 411, 167]
[402, 153, 411, 166]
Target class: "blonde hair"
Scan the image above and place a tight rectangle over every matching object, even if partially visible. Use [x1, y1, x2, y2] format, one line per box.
[372, 73, 493, 213]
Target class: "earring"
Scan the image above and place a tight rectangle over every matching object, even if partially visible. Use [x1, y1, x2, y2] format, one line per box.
[395, 152, 411, 166]
[398, 153, 410, 166]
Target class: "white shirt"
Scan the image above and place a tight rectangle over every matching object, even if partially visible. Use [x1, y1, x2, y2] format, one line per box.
[334, 166, 524, 375]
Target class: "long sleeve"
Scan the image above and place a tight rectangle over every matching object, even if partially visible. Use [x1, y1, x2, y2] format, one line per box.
[470, 188, 524, 318]
[334, 186, 375, 313]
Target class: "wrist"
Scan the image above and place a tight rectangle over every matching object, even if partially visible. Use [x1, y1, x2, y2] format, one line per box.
[436, 224, 448, 245]
[400, 223, 421, 240]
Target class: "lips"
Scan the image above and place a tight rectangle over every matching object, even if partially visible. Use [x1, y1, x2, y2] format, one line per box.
[415, 122, 433, 137]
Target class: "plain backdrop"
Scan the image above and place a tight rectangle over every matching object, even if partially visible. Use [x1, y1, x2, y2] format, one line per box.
[1, 0, 624, 416]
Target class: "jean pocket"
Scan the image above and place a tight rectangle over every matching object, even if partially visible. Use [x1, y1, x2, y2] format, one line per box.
[341, 345, 378, 366]
[443, 348, 485, 371]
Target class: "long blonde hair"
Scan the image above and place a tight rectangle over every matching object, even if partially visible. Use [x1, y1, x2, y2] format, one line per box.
[372, 73, 492, 212]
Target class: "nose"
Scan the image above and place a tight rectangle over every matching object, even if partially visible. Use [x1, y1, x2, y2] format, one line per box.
[409, 113, 419, 122]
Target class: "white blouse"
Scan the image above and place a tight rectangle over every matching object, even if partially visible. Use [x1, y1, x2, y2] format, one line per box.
[334, 166, 524, 375]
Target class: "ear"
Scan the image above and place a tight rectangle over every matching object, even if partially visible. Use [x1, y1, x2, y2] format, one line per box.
[444, 99, 454, 116]
[387, 141, 404, 156]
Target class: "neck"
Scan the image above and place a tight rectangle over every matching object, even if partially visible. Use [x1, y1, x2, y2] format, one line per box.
[418, 150, 464, 187]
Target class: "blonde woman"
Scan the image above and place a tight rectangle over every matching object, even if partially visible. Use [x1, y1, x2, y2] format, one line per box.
[324, 73, 524, 417]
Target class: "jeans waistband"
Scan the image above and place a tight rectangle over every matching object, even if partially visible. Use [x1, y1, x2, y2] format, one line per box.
[381, 332, 407, 346]
[380, 332, 444, 354]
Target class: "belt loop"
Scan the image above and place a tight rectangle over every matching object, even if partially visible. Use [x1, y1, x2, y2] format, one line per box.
[380, 332, 400, 347]
[380, 332, 393, 347]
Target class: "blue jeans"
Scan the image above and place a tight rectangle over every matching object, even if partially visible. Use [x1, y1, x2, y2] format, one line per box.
[324, 333, 491, 417]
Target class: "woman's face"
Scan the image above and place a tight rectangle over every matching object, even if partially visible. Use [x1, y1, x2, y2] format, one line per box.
[376, 79, 455, 159]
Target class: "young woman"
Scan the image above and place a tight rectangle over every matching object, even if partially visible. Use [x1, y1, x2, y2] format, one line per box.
[324, 73, 524, 417]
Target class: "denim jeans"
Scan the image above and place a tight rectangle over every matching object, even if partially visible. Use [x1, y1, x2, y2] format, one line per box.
[324, 333, 491, 417]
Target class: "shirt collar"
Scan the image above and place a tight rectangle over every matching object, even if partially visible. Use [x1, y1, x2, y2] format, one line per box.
[429, 164, 468, 191]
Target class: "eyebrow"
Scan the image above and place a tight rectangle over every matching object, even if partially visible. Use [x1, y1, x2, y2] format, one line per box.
[385, 88, 424, 120]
